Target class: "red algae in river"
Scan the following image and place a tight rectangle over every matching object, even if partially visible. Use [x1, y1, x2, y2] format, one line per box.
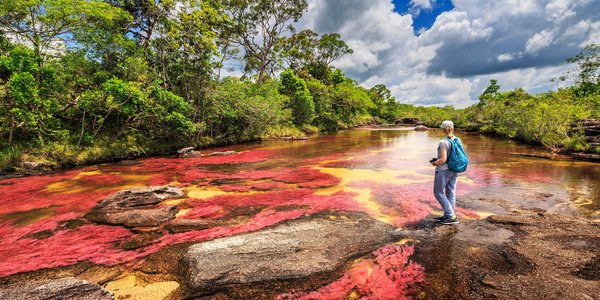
[278, 245, 425, 300]
[0, 223, 133, 277]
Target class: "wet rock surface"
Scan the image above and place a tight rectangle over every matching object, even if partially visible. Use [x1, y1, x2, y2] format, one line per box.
[86, 185, 183, 227]
[0, 277, 113, 300]
[182, 212, 396, 295]
[401, 207, 600, 300]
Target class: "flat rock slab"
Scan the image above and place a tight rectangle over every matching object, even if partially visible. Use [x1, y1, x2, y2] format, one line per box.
[87, 185, 183, 227]
[182, 213, 396, 293]
[0, 277, 113, 300]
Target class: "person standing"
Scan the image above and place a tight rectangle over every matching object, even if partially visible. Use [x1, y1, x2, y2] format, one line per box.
[431, 120, 460, 225]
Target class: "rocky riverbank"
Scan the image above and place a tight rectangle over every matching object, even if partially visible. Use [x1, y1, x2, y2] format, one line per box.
[0, 186, 598, 299]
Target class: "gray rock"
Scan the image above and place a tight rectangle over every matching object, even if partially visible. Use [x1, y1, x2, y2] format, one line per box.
[182, 213, 396, 293]
[87, 185, 183, 227]
[0, 277, 113, 300]
[414, 125, 428, 131]
[178, 147, 203, 158]
[20, 161, 50, 172]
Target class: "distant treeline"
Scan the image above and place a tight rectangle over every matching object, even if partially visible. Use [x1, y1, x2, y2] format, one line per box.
[0, 0, 405, 171]
[399, 43, 600, 153]
[0, 1, 598, 172]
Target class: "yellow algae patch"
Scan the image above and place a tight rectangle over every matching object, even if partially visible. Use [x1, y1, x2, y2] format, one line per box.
[474, 211, 496, 219]
[185, 185, 260, 200]
[316, 167, 429, 189]
[164, 199, 187, 206]
[115, 174, 155, 189]
[104, 275, 179, 300]
[46, 171, 153, 194]
[316, 184, 394, 224]
[176, 208, 191, 218]
[185, 186, 228, 200]
[73, 170, 103, 179]
[394, 238, 418, 245]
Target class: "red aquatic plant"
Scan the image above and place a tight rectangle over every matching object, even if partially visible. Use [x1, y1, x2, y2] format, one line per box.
[0, 224, 133, 277]
[278, 245, 425, 300]
[272, 167, 340, 188]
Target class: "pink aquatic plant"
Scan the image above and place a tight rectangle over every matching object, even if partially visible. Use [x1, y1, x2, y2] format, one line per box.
[278, 245, 425, 300]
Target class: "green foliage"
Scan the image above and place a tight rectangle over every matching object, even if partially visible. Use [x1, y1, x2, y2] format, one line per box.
[3, 0, 598, 173]
[279, 69, 315, 125]
[224, 0, 308, 84]
[201, 77, 287, 143]
[332, 82, 374, 126]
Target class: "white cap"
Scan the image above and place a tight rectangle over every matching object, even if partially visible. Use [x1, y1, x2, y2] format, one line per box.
[440, 120, 454, 129]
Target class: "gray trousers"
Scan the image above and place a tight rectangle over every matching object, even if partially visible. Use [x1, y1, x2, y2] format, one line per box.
[434, 169, 458, 218]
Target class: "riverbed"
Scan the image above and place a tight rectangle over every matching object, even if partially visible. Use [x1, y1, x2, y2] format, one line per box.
[0, 128, 598, 299]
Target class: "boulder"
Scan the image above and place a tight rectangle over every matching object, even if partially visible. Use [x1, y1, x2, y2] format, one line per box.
[177, 147, 202, 158]
[87, 185, 183, 227]
[181, 213, 396, 294]
[414, 125, 428, 131]
[20, 161, 51, 172]
[0, 277, 113, 300]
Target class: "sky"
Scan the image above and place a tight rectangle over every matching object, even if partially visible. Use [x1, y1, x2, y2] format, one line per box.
[296, 0, 600, 108]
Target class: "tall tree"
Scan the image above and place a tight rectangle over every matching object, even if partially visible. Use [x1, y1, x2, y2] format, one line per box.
[0, 0, 128, 66]
[224, 0, 307, 84]
[566, 43, 600, 96]
[281, 29, 352, 80]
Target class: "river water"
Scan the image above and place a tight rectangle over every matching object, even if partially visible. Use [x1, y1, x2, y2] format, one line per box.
[0, 128, 598, 280]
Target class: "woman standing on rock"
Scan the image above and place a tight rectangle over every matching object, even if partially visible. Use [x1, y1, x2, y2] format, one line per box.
[430, 120, 460, 225]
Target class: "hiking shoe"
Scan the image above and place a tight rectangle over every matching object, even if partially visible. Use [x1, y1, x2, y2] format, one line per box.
[433, 215, 446, 221]
[438, 216, 459, 225]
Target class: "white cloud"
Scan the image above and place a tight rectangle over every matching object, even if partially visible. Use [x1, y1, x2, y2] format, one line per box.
[411, 0, 433, 10]
[291, 0, 600, 107]
[497, 53, 514, 62]
[390, 75, 475, 107]
[545, 0, 576, 23]
[525, 29, 556, 54]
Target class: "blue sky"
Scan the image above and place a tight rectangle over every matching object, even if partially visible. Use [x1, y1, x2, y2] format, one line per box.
[392, 0, 454, 34]
[298, 0, 600, 108]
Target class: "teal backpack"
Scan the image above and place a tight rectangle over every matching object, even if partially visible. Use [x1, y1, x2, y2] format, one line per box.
[446, 137, 468, 173]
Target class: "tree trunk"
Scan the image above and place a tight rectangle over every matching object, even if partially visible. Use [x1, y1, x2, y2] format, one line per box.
[8, 112, 14, 145]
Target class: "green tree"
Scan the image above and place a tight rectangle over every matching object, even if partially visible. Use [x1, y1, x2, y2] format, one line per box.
[0, 0, 128, 67]
[0, 46, 56, 144]
[281, 30, 352, 81]
[279, 69, 314, 125]
[224, 0, 308, 84]
[566, 43, 600, 96]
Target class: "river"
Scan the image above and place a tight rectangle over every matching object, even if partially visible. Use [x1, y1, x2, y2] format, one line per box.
[0, 128, 598, 298]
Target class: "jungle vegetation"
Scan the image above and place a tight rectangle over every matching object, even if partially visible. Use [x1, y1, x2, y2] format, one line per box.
[0, 0, 598, 172]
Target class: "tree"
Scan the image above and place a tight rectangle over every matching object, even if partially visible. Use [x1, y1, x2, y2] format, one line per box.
[281, 29, 352, 81]
[0, 0, 128, 67]
[0, 46, 56, 144]
[479, 79, 500, 102]
[279, 69, 314, 125]
[224, 0, 308, 84]
[368, 84, 398, 121]
[566, 43, 600, 96]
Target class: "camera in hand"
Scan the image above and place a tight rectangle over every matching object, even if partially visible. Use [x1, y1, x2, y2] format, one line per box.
[429, 158, 437, 163]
